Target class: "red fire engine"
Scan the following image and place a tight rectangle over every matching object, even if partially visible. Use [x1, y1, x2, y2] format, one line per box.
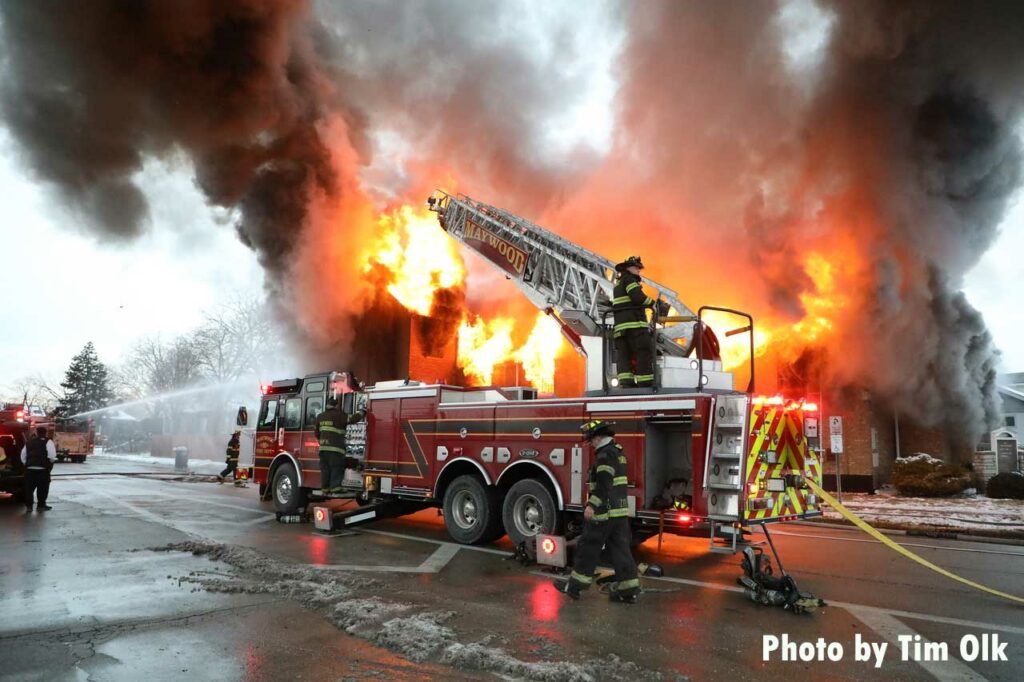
[244, 192, 823, 556]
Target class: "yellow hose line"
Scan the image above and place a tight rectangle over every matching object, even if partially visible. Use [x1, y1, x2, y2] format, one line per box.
[804, 478, 1024, 606]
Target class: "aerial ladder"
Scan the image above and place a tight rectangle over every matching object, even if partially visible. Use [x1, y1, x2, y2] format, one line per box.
[426, 190, 739, 393]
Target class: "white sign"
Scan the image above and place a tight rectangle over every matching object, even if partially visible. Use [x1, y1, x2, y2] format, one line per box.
[805, 417, 819, 438]
[829, 416, 843, 436]
[830, 434, 844, 454]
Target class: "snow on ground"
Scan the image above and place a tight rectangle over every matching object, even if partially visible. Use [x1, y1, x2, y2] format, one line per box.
[158, 541, 663, 682]
[91, 450, 225, 475]
[822, 488, 1024, 533]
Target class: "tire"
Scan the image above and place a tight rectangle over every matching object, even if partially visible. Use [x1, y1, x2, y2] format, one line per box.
[271, 462, 308, 514]
[502, 478, 561, 546]
[258, 483, 268, 499]
[73, 456, 86, 463]
[442, 474, 504, 545]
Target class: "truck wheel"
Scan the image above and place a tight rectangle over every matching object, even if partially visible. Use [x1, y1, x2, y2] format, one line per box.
[502, 478, 560, 546]
[443, 475, 503, 545]
[74, 456, 86, 463]
[271, 462, 307, 514]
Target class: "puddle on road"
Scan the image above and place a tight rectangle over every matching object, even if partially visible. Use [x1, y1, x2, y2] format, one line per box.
[156, 540, 676, 682]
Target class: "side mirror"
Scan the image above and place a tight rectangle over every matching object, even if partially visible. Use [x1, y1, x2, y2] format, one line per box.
[236, 406, 248, 427]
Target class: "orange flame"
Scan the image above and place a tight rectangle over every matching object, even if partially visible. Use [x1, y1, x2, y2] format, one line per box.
[513, 313, 566, 393]
[365, 205, 465, 315]
[458, 315, 515, 385]
[364, 204, 568, 392]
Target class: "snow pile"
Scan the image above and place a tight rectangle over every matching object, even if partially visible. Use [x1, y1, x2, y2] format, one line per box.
[156, 541, 667, 681]
[896, 453, 944, 465]
[821, 493, 1024, 532]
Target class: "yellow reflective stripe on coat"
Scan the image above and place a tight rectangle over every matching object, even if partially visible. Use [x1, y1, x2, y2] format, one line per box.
[612, 476, 628, 486]
[616, 578, 640, 590]
[318, 424, 344, 434]
[588, 495, 602, 506]
[612, 296, 631, 305]
[608, 508, 629, 518]
[625, 282, 641, 292]
[613, 321, 647, 331]
[596, 464, 615, 475]
[591, 513, 609, 521]
[805, 478, 1024, 606]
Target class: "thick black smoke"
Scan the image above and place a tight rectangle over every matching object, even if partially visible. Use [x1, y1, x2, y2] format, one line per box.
[0, 0, 345, 287]
[599, 0, 1024, 445]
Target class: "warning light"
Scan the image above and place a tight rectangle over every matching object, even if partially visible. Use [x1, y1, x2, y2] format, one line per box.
[535, 534, 566, 568]
[748, 482, 759, 494]
[802, 402, 818, 412]
[767, 395, 785, 406]
[677, 514, 692, 523]
[315, 508, 326, 522]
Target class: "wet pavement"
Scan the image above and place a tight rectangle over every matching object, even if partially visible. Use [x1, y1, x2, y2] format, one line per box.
[2, 455, 1023, 681]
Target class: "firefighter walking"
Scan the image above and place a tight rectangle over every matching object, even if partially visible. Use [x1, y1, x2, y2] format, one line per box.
[554, 420, 641, 603]
[612, 255, 668, 388]
[315, 392, 366, 495]
[217, 430, 241, 484]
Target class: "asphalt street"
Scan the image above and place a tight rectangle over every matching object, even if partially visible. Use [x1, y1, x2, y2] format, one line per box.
[2, 455, 1022, 681]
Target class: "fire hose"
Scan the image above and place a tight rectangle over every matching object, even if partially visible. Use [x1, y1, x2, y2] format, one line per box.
[804, 478, 1024, 606]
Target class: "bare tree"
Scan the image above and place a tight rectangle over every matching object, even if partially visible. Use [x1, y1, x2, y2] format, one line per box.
[192, 296, 281, 382]
[3, 373, 63, 409]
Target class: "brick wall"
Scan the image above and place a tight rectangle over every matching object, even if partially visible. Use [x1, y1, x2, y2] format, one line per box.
[820, 388, 898, 491]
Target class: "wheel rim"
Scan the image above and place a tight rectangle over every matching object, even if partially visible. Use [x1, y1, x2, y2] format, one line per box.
[513, 493, 544, 537]
[451, 490, 479, 530]
[275, 473, 293, 505]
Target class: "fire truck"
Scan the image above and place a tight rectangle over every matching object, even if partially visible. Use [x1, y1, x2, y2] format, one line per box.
[53, 418, 95, 463]
[246, 192, 823, 556]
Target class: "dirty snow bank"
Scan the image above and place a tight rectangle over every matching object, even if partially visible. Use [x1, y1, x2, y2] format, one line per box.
[821, 491, 1024, 533]
[155, 541, 667, 682]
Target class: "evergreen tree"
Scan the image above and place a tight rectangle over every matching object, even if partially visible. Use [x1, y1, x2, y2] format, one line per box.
[55, 342, 113, 417]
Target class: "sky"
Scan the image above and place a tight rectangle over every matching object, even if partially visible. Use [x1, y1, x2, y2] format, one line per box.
[1, 1, 1023, 399]
[0, 130, 265, 393]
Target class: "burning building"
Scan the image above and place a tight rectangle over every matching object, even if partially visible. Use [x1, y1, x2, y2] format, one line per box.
[2, 0, 1022, 465]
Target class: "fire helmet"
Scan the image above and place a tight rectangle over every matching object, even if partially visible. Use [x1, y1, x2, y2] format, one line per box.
[579, 419, 615, 441]
[615, 255, 645, 272]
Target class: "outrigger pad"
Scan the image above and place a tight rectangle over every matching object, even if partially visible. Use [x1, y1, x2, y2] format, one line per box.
[737, 547, 826, 615]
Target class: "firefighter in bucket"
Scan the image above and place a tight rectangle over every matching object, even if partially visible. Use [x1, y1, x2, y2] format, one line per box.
[554, 419, 641, 603]
[612, 255, 669, 388]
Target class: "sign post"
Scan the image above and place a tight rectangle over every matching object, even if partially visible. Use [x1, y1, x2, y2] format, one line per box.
[829, 416, 844, 502]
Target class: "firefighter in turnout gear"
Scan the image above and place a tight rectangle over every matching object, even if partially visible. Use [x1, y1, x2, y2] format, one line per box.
[612, 255, 669, 388]
[315, 394, 366, 494]
[218, 431, 241, 483]
[554, 420, 641, 603]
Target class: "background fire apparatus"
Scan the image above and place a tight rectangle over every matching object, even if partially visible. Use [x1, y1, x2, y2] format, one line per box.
[244, 192, 823, 555]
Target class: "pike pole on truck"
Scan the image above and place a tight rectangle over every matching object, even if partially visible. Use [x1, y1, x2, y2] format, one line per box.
[240, 191, 825, 560]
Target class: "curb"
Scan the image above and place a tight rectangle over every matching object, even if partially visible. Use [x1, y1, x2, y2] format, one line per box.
[792, 519, 1024, 547]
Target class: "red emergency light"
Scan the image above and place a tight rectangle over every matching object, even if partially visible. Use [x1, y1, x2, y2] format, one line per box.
[540, 537, 556, 554]
[314, 508, 327, 523]
[677, 514, 692, 523]
[802, 402, 818, 412]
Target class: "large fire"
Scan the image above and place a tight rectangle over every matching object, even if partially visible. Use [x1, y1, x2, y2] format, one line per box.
[364, 204, 846, 393]
[364, 205, 568, 392]
[368, 206, 464, 315]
